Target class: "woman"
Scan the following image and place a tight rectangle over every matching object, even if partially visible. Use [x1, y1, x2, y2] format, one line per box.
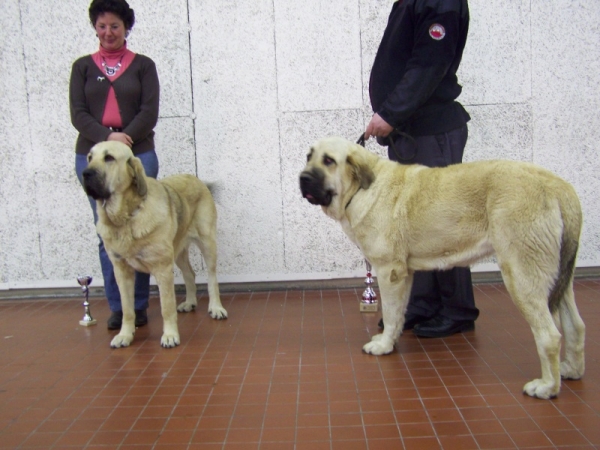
[70, 0, 160, 330]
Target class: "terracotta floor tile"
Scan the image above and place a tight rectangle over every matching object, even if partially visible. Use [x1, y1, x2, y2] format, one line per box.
[295, 413, 327, 427]
[458, 406, 496, 421]
[498, 417, 540, 435]
[162, 416, 200, 431]
[433, 420, 470, 436]
[53, 430, 95, 447]
[395, 409, 429, 424]
[365, 423, 401, 440]
[225, 427, 262, 442]
[474, 432, 517, 449]
[437, 434, 479, 450]
[191, 427, 228, 444]
[294, 441, 331, 450]
[510, 430, 554, 448]
[259, 443, 295, 450]
[297, 401, 329, 414]
[296, 426, 331, 442]
[331, 440, 369, 450]
[21, 431, 61, 447]
[262, 414, 296, 428]
[544, 428, 591, 446]
[88, 430, 128, 446]
[121, 429, 162, 446]
[330, 413, 363, 427]
[331, 424, 366, 440]
[467, 418, 505, 434]
[361, 411, 397, 426]
[260, 426, 296, 442]
[402, 436, 442, 450]
[221, 442, 259, 450]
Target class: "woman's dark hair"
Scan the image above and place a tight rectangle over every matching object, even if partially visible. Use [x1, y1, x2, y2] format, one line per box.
[89, 0, 135, 31]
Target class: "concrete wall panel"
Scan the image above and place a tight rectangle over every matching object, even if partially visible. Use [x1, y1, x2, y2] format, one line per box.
[2, 0, 600, 290]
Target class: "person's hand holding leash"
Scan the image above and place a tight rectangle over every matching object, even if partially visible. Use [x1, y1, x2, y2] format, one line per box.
[364, 113, 393, 140]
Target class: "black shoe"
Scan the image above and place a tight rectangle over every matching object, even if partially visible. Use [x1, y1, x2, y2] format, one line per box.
[107, 310, 123, 330]
[135, 309, 148, 327]
[412, 315, 474, 338]
[377, 313, 432, 331]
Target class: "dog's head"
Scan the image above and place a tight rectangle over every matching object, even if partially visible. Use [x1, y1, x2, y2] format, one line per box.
[299, 136, 376, 211]
[82, 141, 147, 201]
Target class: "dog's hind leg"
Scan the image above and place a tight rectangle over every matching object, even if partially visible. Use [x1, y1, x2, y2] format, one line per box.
[363, 264, 412, 356]
[558, 284, 585, 380]
[501, 262, 562, 399]
[175, 248, 198, 313]
[196, 232, 227, 320]
[523, 314, 562, 399]
[110, 261, 136, 348]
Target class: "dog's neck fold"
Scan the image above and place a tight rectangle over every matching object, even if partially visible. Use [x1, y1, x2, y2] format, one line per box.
[98, 192, 144, 227]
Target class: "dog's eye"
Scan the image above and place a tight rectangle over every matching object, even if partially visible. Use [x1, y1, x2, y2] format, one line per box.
[323, 156, 335, 166]
[104, 154, 115, 162]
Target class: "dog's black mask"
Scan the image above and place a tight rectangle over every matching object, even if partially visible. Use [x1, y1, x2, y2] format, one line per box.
[82, 168, 111, 200]
[299, 169, 333, 207]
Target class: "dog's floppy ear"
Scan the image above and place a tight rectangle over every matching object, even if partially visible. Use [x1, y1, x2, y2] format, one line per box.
[346, 144, 375, 189]
[127, 156, 148, 197]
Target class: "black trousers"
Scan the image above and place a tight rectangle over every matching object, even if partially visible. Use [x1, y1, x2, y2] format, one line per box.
[388, 125, 479, 322]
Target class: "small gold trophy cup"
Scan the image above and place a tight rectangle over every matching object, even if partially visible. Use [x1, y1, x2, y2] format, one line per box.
[77, 275, 97, 326]
[360, 260, 378, 312]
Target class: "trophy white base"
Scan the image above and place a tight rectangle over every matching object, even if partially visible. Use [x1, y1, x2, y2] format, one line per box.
[79, 319, 98, 326]
[360, 302, 378, 313]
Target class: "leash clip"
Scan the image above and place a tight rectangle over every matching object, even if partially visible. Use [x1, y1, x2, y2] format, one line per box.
[356, 133, 366, 147]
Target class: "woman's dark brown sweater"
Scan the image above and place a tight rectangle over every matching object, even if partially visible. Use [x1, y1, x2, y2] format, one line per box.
[69, 53, 160, 155]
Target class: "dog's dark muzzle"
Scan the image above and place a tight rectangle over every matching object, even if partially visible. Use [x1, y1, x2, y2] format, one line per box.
[82, 167, 111, 200]
[299, 169, 333, 206]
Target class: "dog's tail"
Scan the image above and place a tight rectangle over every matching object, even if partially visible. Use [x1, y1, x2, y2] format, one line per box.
[548, 185, 582, 313]
[203, 181, 220, 201]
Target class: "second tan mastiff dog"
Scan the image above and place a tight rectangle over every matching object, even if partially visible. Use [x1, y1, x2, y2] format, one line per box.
[82, 141, 227, 349]
[299, 136, 585, 399]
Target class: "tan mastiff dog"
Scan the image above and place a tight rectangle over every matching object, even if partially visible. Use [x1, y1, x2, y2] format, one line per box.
[82, 141, 227, 348]
[299, 136, 585, 399]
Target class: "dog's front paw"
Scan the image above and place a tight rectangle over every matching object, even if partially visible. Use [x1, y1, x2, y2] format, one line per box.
[523, 378, 559, 399]
[111, 333, 134, 348]
[177, 301, 196, 313]
[209, 305, 228, 320]
[362, 334, 394, 355]
[161, 333, 180, 348]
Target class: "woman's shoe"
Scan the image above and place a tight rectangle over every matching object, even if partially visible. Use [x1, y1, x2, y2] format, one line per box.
[135, 309, 148, 327]
[107, 310, 123, 330]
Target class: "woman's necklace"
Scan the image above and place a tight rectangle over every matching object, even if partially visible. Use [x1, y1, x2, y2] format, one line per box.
[102, 56, 123, 76]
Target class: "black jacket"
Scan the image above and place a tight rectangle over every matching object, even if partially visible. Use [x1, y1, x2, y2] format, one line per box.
[369, 0, 470, 136]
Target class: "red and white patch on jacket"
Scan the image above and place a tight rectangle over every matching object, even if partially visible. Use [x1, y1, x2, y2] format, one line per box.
[429, 23, 446, 40]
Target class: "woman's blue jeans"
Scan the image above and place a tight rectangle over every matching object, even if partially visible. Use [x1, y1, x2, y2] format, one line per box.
[75, 150, 159, 312]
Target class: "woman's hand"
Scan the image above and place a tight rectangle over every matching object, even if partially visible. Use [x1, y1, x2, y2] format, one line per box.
[107, 132, 133, 148]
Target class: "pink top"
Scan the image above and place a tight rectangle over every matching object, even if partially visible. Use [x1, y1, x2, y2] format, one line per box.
[92, 43, 136, 128]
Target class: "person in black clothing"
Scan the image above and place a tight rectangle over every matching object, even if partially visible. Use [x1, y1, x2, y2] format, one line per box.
[364, 0, 479, 338]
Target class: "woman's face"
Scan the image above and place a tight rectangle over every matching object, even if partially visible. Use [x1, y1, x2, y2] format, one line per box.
[94, 12, 127, 51]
